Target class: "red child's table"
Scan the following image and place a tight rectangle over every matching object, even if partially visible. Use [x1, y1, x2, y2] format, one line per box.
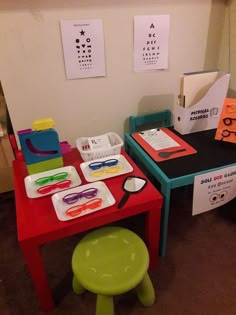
[13, 149, 163, 312]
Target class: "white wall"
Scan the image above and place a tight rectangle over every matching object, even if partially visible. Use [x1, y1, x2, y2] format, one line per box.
[218, 0, 236, 97]
[0, 0, 221, 146]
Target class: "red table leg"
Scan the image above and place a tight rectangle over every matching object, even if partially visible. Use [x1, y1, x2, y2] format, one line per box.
[145, 207, 161, 270]
[20, 240, 55, 312]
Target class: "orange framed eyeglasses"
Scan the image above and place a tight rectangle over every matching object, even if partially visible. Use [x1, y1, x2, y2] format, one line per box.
[36, 179, 72, 195]
[65, 198, 103, 217]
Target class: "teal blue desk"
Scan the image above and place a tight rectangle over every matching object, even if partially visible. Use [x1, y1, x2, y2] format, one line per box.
[125, 128, 236, 256]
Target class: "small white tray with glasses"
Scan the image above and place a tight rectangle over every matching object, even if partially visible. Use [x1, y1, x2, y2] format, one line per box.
[24, 166, 82, 199]
[80, 154, 133, 182]
[51, 181, 115, 221]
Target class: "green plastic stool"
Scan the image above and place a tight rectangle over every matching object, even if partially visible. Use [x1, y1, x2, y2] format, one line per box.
[72, 226, 155, 315]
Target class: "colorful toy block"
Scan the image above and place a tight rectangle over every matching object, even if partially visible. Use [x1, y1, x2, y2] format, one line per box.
[18, 118, 63, 174]
[32, 118, 55, 131]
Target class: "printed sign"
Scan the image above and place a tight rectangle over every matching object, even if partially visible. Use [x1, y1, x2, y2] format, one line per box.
[60, 19, 106, 79]
[215, 98, 236, 144]
[133, 15, 170, 72]
[192, 165, 236, 215]
[88, 134, 111, 151]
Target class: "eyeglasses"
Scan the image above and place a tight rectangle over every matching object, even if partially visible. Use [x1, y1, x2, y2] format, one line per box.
[221, 129, 236, 139]
[36, 179, 72, 194]
[91, 165, 123, 177]
[65, 198, 102, 217]
[63, 187, 98, 204]
[35, 172, 68, 186]
[223, 117, 236, 126]
[88, 159, 118, 170]
[226, 104, 236, 113]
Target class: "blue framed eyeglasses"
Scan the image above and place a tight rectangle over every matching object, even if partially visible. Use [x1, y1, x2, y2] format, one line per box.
[63, 187, 98, 204]
[88, 158, 119, 170]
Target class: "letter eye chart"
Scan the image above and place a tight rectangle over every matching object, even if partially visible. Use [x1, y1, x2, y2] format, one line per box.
[133, 15, 170, 72]
[60, 19, 106, 79]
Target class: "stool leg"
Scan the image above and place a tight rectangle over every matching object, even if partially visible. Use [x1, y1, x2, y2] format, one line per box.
[136, 273, 155, 306]
[72, 276, 86, 295]
[96, 294, 114, 315]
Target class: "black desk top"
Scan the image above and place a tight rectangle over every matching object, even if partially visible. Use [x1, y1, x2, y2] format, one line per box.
[132, 128, 236, 179]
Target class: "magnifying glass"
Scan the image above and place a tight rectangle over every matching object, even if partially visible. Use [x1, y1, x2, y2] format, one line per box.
[118, 176, 147, 208]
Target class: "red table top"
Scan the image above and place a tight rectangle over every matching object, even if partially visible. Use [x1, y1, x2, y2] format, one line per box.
[13, 149, 163, 244]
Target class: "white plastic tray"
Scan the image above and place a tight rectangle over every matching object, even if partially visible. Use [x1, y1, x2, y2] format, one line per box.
[80, 154, 133, 182]
[24, 166, 82, 199]
[51, 181, 115, 221]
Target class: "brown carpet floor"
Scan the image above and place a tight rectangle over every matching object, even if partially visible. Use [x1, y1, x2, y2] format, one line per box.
[0, 187, 235, 315]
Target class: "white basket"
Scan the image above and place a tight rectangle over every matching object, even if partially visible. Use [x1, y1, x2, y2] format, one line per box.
[76, 132, 123, 161]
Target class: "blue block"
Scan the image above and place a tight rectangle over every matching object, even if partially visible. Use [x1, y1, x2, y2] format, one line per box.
[18, 129, 62, 165]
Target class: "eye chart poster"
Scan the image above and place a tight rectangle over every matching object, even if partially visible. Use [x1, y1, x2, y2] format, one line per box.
[192, 165, 236, 216]
[134, 15, 170, 72]
[60, 19, 106, 79]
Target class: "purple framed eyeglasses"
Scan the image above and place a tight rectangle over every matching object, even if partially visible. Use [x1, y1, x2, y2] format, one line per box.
[63, 187, 98, 204]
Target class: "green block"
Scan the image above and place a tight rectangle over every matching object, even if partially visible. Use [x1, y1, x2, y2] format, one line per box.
[26, 157, 63, 175]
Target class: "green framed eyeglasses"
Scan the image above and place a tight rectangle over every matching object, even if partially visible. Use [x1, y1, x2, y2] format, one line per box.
[35, 172, 69, 186]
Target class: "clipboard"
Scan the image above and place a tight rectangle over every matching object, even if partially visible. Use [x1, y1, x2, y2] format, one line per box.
[132, 127, 197, 162]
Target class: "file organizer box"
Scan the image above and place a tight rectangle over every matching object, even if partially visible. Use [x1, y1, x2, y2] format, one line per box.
[76, 132, 123, 161]
[174, 73, 230, 135]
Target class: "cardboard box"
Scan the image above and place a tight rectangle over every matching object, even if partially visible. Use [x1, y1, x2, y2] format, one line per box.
[0, 123, 14, 193]
[174, 73, 230, 135]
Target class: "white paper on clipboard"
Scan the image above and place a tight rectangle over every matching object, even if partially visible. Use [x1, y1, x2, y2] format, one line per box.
[139, 128, 180, 151]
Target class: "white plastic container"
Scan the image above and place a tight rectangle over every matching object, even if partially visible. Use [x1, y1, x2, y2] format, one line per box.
[76, 132, 123, 161]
